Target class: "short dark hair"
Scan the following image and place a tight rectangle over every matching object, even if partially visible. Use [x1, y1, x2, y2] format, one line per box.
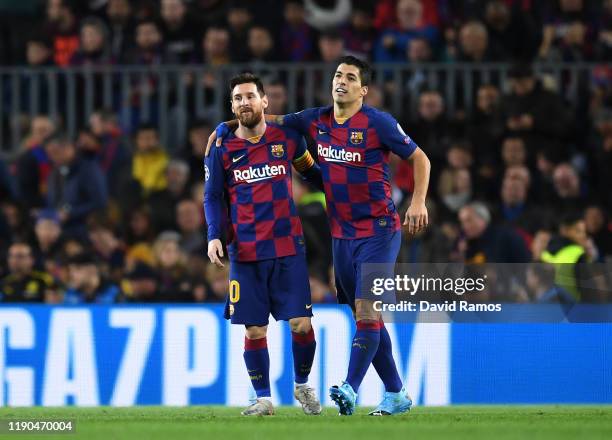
[336, 55, 372, 86]
[229, 72, 265, 97]
[508, 63, 534, 79]
[137, 122, 158, 133]
[559, 211, 584, 229]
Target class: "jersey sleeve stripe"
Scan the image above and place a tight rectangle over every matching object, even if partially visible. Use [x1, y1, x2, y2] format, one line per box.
[293, 150, 315, 172]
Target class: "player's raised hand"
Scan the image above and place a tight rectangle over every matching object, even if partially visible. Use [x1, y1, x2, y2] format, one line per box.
[207, 239, 225, 268]
[404, 202, 428, 234]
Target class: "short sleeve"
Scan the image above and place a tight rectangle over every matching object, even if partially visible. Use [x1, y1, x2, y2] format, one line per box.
[374, 111, 418, 159]
[281, 108, 321, 135]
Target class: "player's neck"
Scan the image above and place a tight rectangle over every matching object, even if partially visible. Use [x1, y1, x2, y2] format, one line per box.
[235, 117, 267, 142]
[333, 99, 363, 122]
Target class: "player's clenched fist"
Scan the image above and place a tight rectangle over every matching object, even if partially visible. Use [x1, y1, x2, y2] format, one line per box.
[207, 239, 225, 267]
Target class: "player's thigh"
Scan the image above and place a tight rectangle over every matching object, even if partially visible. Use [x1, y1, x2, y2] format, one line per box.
[268, 253, 313, 321]
[354, 231, 401, 303]
[226, 260, 272, 326]
[332, 238, 357, 307]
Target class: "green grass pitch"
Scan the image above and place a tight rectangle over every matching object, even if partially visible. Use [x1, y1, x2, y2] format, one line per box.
[1, 406, 611, 440]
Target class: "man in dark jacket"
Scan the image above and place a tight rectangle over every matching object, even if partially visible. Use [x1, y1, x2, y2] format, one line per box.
[45, 134, 108, 237]
[501, 63, 573, 160]
[458, 201, 531, 263]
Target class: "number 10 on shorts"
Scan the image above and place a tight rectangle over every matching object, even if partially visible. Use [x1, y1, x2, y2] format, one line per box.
[229, 280, 240, 303]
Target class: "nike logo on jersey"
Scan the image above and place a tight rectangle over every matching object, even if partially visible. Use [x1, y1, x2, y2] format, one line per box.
[318, 129, 327, 134]
[305, 304, 312, 309]
[232, 154, 246, 163]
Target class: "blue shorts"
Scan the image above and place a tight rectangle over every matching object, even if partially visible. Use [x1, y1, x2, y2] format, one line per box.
[332, 231, 401, 307]
[225, 252, 313, 326]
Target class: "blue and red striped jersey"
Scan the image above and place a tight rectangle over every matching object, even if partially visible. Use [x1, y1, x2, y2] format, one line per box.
[283, 105, 419, 239]
[204, 123, 317, 262]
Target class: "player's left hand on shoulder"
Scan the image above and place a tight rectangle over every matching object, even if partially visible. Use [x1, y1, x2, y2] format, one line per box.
[404, 202, 429, 234]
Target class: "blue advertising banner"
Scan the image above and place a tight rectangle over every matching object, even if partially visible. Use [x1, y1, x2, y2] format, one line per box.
[0, 305, 610, 406]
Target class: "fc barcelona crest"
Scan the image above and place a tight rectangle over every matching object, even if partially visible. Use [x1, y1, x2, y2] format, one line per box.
[270, 144, 284, 158]
[350, 131, 364, 145]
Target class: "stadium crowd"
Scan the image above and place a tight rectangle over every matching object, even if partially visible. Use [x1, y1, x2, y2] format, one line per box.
[0, 0, 611, 304]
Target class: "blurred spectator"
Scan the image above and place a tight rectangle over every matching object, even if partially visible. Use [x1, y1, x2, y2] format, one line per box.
[70, 17, 112, 66]
[458, 20, 501, 62]
[595, 0, 612, 60]
[318, 30, 346, 63]
[552, 162, 585, 213]
[0, 158, 16, 202]
[226, 1, 253, 62]
[64, 253, 120, 304]
[526, 264, 575, 303]
[501, 136, 528, 168]
[292, 176, 330, 280]
[121, 262, 162, 302]
[124, 205, 156, 249]
[304, 0, 351, 31]
[341, 2, 377, 60]
[584, 204, 612, 258]
[364, 83, 385, 109]
[15, 116, 56, 211]
[105, 0, 135, 61]
[153, 231, 195, 302]
[406, 90, 453, 184]
[467, 84, 504, 196]
[543, 20, 592, 62]
[281, 0, 315, 61]
[438, 168, 472, 218]
[373, 0, 437, 63]
[25, 35, 54, 67]
[539, 211, 600, 301]
[205, 262, 229, 302]
[397, 199, 453, 263]
[44, 0, 79, 66]
[458, 202, 531, 263]
[176, 199, 205, 255]
[160, 0, 198, 64]
[247, 26, 277, 63]
[496, 172, 552, 250]
[45, 134, 108, 236]
[1, 201, 28, 240]
[484, 0, 539, 61]
[132, 124, 168, 196]
[181, 119, 211, 187]
[149, 159, 190, 231]
[89, 109, 132, 198]
[19, 36, 58, 114]
[502, 63, 573, 160]
[32, 210, 64, 275]
[201, 26, 231, 65]
[88, 217, 125, 283]
[264, 80, 288, 115]
[123, 18, 164, 64]
[0, 242, 54, 302]
[591, 108, 612, 210]
[538, 0, 598, 61]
